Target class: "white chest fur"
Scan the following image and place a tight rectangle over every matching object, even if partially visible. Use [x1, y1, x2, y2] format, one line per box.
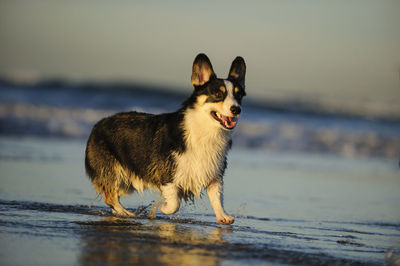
[173, 108, 231, 198]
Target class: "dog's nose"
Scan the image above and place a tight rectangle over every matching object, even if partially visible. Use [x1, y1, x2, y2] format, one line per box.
[230, 106, 241, 115]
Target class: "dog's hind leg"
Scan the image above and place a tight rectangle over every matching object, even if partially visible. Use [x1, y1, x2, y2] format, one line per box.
[104, 190, 136, 218]
[86, 135, 136, 218]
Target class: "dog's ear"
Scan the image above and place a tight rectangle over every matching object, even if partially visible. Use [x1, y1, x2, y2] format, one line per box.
[191, 53, 216, 87]
[228, 56, 246, 88]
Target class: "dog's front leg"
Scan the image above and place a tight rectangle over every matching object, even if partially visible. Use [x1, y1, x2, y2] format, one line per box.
[160, 183, 181, 215]
[207, 179, 234, 225]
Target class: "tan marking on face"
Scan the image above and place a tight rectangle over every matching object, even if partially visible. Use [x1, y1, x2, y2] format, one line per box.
[196, 95, 208, 105]
[220, 86, 226, 93]
[234, 87, 239, 94]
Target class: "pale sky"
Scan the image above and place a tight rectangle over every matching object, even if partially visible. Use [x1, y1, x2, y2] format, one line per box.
[1, 1, 399, 104]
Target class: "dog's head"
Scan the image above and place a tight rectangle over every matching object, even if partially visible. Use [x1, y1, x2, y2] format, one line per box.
[188, 53, 246, 131]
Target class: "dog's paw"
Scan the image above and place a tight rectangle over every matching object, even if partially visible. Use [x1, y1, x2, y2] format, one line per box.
[112, 208, 136, 218]
[160, 202, 179, 215]
[217, 215, 235, 225]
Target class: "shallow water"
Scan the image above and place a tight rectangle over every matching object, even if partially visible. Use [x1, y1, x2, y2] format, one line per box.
[0, 137, 399, 265]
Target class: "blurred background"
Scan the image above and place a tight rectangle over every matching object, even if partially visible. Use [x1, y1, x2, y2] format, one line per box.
[0, 0, 399, 159]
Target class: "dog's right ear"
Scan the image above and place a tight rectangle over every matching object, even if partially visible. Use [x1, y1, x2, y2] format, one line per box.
[191, 53, 216, 87]
[228, 56, 246, 89]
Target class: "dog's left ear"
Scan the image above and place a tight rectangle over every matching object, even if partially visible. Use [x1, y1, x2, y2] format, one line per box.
[228, 56, 246, 89]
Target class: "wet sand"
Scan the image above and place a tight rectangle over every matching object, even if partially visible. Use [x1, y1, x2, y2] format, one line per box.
[0, 137, 399, 265]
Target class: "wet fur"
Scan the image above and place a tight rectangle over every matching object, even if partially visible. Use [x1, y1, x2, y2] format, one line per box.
[85, 112, 185, 195]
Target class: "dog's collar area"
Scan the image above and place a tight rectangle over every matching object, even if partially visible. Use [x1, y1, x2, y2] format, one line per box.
[210, 111, 237, 130]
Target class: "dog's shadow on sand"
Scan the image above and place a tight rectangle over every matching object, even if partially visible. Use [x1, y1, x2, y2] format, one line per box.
[77, 216, 233, 265]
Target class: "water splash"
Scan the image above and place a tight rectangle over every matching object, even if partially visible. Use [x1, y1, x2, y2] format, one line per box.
[147, 198, 164, 219]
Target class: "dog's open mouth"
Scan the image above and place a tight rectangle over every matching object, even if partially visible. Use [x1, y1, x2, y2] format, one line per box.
[211, 111, 238, 130]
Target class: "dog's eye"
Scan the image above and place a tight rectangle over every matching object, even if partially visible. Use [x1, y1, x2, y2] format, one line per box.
[215, 91, 223, 99]
[234, 87, 244, 99]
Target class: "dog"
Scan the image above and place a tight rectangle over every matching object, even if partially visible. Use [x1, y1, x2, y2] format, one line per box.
[85, 53, 246, 225]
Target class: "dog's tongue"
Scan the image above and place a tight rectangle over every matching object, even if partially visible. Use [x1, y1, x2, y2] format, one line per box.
[221, 114, 237, 129]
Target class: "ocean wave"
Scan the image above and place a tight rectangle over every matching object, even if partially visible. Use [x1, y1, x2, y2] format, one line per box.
[0, 102, 399, 159]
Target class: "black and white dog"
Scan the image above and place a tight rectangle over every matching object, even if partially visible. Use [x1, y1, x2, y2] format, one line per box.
[85, 54, 246, 225]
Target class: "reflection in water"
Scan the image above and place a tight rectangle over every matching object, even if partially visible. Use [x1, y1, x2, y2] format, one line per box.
[78, 217, 232, 265]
